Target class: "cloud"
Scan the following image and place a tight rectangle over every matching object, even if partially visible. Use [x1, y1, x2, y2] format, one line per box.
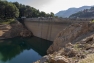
[17, 0, 54, 9]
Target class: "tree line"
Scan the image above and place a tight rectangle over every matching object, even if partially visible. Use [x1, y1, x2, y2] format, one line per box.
[0, 0, 55, 19]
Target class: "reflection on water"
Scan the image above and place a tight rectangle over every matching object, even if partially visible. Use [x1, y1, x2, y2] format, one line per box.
[0, 37, 52, 63]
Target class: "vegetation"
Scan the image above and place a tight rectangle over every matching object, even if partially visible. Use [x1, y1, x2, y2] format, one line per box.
[0, 1, 19, 19]
[69, 6, 94, 18]
[12, 2, 54, 18]
[0, 0, 55, 24]
[0, 19, 16, 24]
[0, 0, 7, 1]
[78, 54, 94, 63]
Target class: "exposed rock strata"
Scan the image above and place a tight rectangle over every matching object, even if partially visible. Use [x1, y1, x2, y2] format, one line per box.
[34, 34, 94, 63]
[0, 22, 33, 39]
[34, 22, 94, 63]
[47, 22, 94, 54]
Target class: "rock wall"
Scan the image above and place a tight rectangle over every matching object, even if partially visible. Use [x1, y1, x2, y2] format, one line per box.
[0, 22, 33, 39]
[34, 22, 94, 63]
[35, 34, 94, 63]
[47, 22, 94, 54]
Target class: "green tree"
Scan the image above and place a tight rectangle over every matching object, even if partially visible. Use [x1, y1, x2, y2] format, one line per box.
[39, 11, 46, 17]
[50, 12, 54, 17]
[0, 1, 6, 18]
[13, 2, 20, 9]
[12, 1, 55, 18]
[0, 0, 7, 1]
[0, 1, 19, 19]
[5, 2, 19, 19]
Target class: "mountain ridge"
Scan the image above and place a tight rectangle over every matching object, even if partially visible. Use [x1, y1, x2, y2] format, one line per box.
[55, 6, 92, 18]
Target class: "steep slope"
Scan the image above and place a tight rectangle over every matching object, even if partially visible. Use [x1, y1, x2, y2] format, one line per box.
[35, 34, 94, 63]
[34, 22, 94, 63]
[47, 22, 94, 54]
[55, 6, 92, 18]
[0, 22, 33, 39]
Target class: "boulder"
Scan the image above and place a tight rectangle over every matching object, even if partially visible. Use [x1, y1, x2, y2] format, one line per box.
[50, 56, 69, 63]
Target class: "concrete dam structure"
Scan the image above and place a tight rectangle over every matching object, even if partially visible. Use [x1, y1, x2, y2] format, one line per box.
[24, 18, 90, 41]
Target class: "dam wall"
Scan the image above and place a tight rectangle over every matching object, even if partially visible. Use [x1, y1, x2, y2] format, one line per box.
[24, 18, 90, 41]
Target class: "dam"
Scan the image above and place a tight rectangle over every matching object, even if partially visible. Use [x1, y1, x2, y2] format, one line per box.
[23, 18, 90, 41]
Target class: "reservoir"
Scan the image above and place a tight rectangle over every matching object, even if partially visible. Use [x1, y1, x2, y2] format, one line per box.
[0, 37, 52, 63]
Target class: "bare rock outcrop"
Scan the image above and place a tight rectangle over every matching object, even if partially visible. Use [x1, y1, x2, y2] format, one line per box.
[47, 22, 94, 54]
[34, 33, 94, 63]
[34, 22, 94, 63]
[0, 22, 33, 39]
[34, 54, 69, 63]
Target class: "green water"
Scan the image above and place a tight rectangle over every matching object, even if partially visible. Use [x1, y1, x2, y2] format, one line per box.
[0, 37, 52, 63]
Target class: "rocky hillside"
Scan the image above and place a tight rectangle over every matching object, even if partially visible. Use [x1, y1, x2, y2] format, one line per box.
[0, 22, 33, 39]
[47, 22, 94, 54]
[69, 6, 94, 18]
[35, 34, 94, 63]
[34, 22, 94, 63]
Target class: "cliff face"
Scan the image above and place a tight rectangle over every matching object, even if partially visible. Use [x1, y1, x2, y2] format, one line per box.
[47, 22, 94, 54]
[35, 34, 94, 63]
[0, 22, 33, 39]
[34, 22, 94, 63]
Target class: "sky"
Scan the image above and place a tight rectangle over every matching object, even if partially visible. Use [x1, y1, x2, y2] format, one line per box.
[7, 0, 94, 14]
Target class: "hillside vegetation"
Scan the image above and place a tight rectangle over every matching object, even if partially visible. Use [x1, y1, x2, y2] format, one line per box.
[69, 7, 94, 18]
[55, 6, 92, 18]
[0, 0, 55, 24]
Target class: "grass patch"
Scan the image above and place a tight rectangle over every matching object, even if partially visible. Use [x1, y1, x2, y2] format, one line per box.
[0, 19, 16, 24]
[73, 44, 82, 51]
[78, 53, 94, 63]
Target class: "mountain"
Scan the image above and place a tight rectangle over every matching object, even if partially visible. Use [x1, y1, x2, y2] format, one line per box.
[55, 6, 92, 18]
[69, 6, 94, 18]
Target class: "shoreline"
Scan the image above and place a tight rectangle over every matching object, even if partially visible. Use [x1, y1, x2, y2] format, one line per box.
[0, 36, 34, 40]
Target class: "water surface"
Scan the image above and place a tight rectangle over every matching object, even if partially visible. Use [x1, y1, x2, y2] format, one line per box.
[0, 37, 52, 63]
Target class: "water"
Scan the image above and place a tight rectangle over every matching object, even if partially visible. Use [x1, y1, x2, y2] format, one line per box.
[0, 37, 52, 63]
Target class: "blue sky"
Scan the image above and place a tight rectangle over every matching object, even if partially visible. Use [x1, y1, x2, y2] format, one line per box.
[7, 0, 94, 13]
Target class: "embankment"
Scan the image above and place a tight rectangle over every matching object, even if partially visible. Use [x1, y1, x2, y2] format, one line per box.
[0, 22, 33, 39]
